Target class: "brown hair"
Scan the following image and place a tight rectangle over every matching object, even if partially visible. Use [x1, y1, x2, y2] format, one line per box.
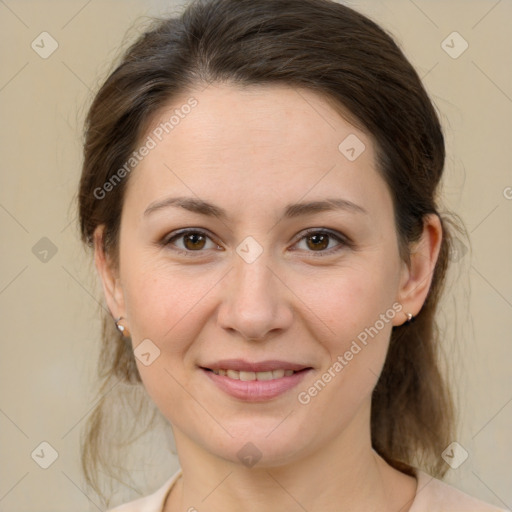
[78, 0, 463, 502]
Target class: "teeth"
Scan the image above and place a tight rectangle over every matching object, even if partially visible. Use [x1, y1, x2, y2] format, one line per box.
[256, 371, 274, 381]
[211, 368, 298, 380]
[239, 371, 256, 381]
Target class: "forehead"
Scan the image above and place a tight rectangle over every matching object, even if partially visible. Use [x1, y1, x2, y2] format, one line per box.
[143, 83, 366, 161]
[125, 83, 391, 220]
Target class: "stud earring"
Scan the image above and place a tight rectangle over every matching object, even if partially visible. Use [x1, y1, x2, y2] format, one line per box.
[114, 316, 130, 337]
[405, 312, 415, 324]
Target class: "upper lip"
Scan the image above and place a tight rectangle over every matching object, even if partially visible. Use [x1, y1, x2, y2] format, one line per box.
[200, 359, 311, 372]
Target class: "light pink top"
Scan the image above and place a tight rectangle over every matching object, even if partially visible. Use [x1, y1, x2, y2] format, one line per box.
[108, 468, 509, 512]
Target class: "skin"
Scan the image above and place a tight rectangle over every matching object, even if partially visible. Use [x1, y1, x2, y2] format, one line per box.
[94, 83, 442, 511]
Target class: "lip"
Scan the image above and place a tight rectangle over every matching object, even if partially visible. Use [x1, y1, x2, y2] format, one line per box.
[200, 359, 310, 373]
[200, 361, 313, 401]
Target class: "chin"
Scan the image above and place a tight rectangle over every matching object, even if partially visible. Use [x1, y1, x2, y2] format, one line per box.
[205, 424, 312, 469]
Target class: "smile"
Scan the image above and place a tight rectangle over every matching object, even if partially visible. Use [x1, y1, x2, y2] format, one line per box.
[201, 364, 312, 401]
[209, 369, 296, 380]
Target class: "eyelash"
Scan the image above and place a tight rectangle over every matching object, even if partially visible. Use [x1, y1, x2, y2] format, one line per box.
[161, 228, 353, 258]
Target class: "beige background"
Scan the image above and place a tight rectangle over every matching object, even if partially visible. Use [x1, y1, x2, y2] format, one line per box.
[0, 0, 511, 510]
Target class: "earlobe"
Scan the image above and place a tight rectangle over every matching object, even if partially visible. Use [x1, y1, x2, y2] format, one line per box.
[394, 214, 443, 326]
[93, 225, 126, 320]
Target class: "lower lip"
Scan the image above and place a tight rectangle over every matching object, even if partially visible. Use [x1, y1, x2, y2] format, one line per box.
[201, 368, 312, 401]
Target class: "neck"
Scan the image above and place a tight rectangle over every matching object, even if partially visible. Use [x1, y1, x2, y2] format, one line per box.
[165, 401, 417, 512]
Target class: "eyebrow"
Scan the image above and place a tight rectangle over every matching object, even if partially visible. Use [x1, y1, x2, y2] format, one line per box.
[143, 196, 368, 220]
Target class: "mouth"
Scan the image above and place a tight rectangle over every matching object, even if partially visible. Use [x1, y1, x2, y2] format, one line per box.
[199, 360, 313, 401]
[202, 368, 306, 381]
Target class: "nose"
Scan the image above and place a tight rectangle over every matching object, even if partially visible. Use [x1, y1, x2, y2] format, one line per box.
[216, 253, 294, 342]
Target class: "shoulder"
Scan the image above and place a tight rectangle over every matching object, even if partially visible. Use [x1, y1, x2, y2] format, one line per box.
[410, 469, 509, 512]
[107, 470, 182, 512]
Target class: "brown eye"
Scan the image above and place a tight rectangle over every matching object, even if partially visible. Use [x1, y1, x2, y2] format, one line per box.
[164, 229, 220, 255]
[183, 232, 206, 250]
[305, 233, 330, 251]
[294, 229, 349, 257]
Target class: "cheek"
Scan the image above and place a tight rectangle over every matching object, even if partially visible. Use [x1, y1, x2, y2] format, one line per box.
[120, 259, 228, 408]
[294, 273, 397, 428]
[120, 250, 218, 341]
[121, 265, 217, 421]
[298, 260, 400, 395]
[299, 260, 400, 342]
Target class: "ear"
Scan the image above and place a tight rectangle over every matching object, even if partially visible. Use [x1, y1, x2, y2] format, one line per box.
[393, 213, 443, 326]
[93, 225, 126, 320]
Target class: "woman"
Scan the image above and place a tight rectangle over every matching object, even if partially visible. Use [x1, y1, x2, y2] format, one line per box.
[77, 0, 508, 510]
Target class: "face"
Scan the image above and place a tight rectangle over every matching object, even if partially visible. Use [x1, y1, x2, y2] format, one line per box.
[101, 83, 414, 467]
